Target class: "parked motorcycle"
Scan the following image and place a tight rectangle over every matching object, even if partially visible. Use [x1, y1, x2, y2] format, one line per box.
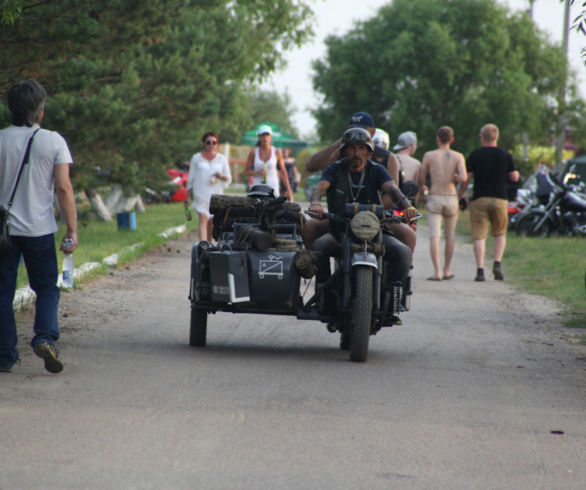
[188, 185, 417, 363]
[515, 172, 586, 237]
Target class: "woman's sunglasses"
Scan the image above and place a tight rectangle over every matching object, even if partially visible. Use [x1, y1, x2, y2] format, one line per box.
[205, 140, 218, 146]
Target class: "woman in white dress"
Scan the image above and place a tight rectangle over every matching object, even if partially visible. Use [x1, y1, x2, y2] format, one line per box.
[185, 131, 232, 241]
[244, 125, 293, 201]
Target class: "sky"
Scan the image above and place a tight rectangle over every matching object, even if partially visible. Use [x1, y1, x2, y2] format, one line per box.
[260, 0, 586, 139]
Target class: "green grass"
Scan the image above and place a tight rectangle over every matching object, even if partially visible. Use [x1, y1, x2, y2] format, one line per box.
[455, 213, 586, 341]
[16, 202, 196, 289]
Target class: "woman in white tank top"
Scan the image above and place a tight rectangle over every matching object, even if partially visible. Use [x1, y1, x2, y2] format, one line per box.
[244, 125, 293, 201]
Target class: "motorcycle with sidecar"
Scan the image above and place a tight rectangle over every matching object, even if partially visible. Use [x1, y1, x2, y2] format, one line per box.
[188, 185, 415, 362]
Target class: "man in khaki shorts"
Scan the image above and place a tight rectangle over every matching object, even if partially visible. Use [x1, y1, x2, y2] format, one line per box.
[458, 124, 519, 281]
[419, 126, 467, 281]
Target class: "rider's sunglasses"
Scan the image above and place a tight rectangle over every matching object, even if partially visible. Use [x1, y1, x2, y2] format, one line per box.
[205, 140, 218, 146]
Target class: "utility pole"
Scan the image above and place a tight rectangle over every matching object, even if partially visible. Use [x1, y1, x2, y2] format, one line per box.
[555, 0, 571, 166]
[526, 0, 535, 18]
[522, 1, 537, 166]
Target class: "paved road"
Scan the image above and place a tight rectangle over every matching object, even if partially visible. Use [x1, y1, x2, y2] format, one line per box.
[1, 225, 585, 489]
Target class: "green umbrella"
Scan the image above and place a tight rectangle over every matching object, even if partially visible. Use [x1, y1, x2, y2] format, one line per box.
[241, 122, 308, 149]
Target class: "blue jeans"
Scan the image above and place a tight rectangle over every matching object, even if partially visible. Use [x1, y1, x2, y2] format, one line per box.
[0, 234, 60, 365]
[312, 231, 412, 286]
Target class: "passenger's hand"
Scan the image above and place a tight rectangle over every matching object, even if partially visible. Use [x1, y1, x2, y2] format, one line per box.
[308, 202, 324, 219]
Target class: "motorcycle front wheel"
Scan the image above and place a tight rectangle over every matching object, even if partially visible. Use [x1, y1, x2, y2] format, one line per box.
[350, 266, 373, 363]
[189, 305, 208, 347]
[515, 212, 554, 237]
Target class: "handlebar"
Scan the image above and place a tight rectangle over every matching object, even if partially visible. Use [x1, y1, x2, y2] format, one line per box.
[305, 209, 422, 224]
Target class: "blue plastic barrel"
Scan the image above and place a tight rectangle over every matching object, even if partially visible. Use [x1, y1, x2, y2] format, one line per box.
[117, 211, 137, 231]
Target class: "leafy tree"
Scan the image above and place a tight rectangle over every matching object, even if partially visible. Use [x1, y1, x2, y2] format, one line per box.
[0, 0, 314, 199]
[245, 88, 298, 135]
[311, 0, 577, 162]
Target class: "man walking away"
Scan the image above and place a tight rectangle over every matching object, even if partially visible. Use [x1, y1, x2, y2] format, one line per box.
[419, 126, 467, 281]
[458, 124, 519, 281]
[0, 81, 77, 373]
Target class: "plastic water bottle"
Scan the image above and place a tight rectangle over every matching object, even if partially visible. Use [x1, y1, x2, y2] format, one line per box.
[62, 238, 75, 288]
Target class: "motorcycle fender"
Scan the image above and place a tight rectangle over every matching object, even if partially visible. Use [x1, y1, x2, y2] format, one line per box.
[352, 251, 378, 269]
[190, 241, 213, 302]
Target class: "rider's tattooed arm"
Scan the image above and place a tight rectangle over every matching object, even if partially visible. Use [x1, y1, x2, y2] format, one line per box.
[308, 180, 331, 219]
[382, 181, 410, 210]
[310, 180, 330, 204]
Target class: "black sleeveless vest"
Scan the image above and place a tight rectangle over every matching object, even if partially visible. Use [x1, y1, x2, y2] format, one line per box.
[326, 159, 382, 236]
[371, 146, 389, 167]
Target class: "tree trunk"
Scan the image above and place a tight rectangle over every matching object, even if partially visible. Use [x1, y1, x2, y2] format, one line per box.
[85, 188, 113, 222]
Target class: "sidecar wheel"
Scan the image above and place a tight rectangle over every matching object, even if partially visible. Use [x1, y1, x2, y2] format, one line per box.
[350, 266, 373, 363]
[190, 305, 207, 347]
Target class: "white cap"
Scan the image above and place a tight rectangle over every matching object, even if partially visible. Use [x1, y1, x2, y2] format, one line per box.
[393, 131, 417, 151]
[256, 125, 273, 136]
[373, 128, 390, 150]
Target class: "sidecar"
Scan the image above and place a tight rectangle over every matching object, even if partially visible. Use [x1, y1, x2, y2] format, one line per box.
[188, 186, 312, 346]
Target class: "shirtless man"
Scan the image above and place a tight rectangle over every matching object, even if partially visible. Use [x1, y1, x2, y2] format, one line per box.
[304, 112, 416, 251]
[393, 131, 422, 202]
[418, 126, 467, 281]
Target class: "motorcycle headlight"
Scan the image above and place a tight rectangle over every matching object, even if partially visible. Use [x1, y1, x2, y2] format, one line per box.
[350, 211, 380, 241]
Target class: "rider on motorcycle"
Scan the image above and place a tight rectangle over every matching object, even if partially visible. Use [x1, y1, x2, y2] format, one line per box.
[309, 128, 418, 299]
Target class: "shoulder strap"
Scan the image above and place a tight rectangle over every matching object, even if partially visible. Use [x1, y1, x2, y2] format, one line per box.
[7, 128, 39, 210]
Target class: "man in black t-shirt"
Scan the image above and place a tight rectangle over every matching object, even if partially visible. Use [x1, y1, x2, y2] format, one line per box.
[458, 124, 519, 281]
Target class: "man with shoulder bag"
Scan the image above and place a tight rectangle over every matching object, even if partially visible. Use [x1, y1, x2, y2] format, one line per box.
[0, 81, 77, 374]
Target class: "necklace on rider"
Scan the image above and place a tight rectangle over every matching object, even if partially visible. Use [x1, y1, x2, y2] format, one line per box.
[348, 170, 366, 202]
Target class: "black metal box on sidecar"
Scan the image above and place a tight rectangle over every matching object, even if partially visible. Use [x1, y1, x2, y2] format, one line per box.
[247, 250, 299, 312]
[208, 251, 250, 303]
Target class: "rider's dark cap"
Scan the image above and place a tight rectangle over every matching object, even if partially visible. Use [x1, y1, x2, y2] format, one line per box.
[348, 112, 374, 129]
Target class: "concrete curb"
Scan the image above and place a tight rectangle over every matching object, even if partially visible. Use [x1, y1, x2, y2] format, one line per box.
[12, 224, 187, 310]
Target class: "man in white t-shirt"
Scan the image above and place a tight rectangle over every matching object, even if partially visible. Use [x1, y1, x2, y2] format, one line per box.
[0, 81, 77, 374]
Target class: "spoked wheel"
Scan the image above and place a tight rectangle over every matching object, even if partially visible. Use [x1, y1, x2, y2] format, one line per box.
[350, 266, 373, 363]
[516, 212, 554, 237]
[189, 305, 207, 347]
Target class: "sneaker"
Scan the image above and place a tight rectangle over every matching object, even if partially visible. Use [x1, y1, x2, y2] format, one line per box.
[474, 268, 485, 282]
[493, 262, 504, 280]
[0, 364, 13, 373]
[33, 343, 63, 374]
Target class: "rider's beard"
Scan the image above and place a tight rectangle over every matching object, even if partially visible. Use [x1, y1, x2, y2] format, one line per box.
[349, 158, 363, 171]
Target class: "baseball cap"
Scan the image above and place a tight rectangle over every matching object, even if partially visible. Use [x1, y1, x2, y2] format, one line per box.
[348, 112, 374, 129]
[256, 124, 273, 136]
[393, 131, 417, 151]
